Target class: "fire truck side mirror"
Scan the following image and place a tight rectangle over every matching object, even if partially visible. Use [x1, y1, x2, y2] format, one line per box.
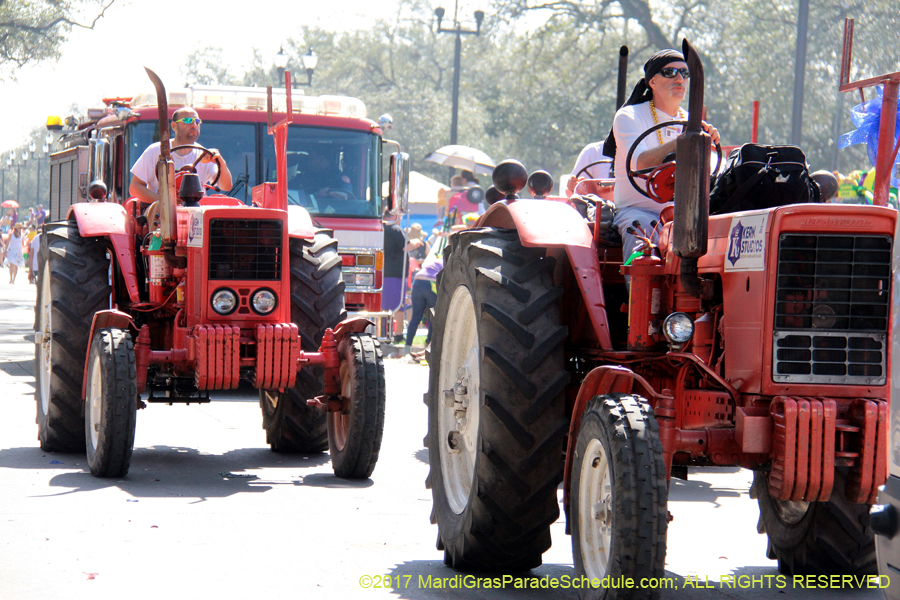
[388, 152, 409, 214]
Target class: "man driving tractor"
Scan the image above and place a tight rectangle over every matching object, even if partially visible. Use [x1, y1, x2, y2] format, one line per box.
[129, 106, 234, 206]
[603, 49, 720, 264]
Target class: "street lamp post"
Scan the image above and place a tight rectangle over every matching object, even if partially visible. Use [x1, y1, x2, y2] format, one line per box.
[434, 4, 484, 147]
[274, 46, 318, 87]
[274, 46, 288, 85]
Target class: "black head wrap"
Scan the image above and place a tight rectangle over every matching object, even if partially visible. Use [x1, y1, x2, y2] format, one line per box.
[601, 49, 685, 160]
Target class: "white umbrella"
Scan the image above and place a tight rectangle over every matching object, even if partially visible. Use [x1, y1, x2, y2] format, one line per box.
[424, 145, 496, 176]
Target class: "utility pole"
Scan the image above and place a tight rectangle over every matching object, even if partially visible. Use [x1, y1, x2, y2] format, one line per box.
[790, 0, 810, 145]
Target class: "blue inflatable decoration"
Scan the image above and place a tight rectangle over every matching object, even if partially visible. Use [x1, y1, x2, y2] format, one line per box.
[838, 86, 900, 186]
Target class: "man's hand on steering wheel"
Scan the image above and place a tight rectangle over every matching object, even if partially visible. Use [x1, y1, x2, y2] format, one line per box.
[625, 120, 722, 204]
[170, 144, 222, 188]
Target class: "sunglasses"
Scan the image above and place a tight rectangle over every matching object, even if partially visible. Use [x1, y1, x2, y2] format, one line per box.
[658, 67, 690, 79]
[173, 117, 202, 125]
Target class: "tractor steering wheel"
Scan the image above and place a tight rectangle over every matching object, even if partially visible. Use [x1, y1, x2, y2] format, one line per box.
[170, 144, 222, 188]
[575, 158, 613, 180]
[625, 120, 722, 204]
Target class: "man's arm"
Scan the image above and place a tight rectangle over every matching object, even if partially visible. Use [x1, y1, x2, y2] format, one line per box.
[129, 175, 159, 204]
[202, 151, 233, 191]
[635, 122, 720, 170]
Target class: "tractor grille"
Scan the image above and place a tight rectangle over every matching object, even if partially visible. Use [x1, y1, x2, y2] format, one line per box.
[208, 219, 283, 280]
[773, 233, 891, 385]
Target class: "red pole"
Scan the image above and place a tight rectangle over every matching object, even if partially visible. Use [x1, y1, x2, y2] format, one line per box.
[872, 80, 898, 207]
[751, 101, 760, 143]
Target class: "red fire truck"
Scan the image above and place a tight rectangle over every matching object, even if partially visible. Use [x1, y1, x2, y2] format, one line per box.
[48, 84, 401, 336]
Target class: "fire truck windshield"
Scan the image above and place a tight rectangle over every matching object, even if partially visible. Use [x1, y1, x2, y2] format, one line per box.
[128, 122, 381, 218]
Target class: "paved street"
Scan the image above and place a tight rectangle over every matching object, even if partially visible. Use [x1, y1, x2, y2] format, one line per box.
[0, 278, 883, 599]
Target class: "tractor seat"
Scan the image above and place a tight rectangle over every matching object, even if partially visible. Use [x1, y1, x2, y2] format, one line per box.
[568, 192, 622, 248]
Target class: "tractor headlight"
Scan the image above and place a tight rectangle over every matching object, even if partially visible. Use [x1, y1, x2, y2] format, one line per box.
[211, 288, 238, 315]
[251, 289, 277, 315]
[663, 312, 694, 345]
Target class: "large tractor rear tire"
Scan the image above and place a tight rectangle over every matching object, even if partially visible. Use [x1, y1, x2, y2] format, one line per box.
[35, 220, 111, 453]
[571, 395, 668, 599]
[261, 230, 346, 453]
[426, 228, 568, 571]
[752, 469, 876, 575]
[85, 328, 138, 478]
[327, 333, 386, 479]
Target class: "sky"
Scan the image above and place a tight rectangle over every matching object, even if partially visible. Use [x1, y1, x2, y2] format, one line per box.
[0, 0, 452, 152]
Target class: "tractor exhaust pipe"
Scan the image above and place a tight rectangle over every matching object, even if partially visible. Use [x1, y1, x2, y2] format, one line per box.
[616, 46, 629, 110]
[672, 39, 710, 297]
[145, 67, 177, 251]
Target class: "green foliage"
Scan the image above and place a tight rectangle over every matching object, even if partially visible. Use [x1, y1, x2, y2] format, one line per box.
[0, 0, 114, 79]
[179, 0, 897, 182]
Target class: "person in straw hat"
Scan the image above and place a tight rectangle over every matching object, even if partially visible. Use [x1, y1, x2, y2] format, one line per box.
[4, 223, 27, 283]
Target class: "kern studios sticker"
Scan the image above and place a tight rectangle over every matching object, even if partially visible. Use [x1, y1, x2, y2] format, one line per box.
[187, 211, 203, 247]
[724, 212, 767, 271]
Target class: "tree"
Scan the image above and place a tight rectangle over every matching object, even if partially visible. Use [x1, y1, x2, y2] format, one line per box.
[0, 0, 115, 78]
[180, 0, 897, 182]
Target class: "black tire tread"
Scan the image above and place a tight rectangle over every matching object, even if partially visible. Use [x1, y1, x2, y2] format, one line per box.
[571, 394, 668, 600]
[426, 228, 568, 572]
[261, 230, 346, 453]
[36, 220, 111, 453]
[753, 469, 876, 575]
[328, 334, 386, 479]
[85, 328, 137, 478]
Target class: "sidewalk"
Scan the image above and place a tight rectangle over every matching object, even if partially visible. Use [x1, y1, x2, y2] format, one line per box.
[0, 278, 37, 379]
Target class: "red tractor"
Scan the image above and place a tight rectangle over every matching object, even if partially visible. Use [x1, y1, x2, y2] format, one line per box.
[425, 38, 893, 590]
[35, 70, 400, 479]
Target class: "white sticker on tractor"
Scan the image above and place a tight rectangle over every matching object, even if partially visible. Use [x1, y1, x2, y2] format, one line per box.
[724, 212, 768, 272]
[187, 211, 203, 247]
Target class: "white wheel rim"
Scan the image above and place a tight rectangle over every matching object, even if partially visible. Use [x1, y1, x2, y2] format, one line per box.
[438, 286, 480, 515]
[39, 273, 52, 414]
[579, 438, 613, 579]
[88, 351, 103, 449]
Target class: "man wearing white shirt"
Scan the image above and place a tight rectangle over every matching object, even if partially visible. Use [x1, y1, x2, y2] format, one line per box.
[129, 107, 233, 205]
[602, 49, 719, 264]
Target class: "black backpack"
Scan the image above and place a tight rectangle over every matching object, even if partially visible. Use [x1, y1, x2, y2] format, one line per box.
[709, 144, 821, 214]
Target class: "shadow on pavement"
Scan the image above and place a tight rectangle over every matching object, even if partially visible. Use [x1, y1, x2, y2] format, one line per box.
[0, 445, 337, 500]
[0, 359, 35, 380]
[293, 472, 374, 488]
[668, 477, 744, 504]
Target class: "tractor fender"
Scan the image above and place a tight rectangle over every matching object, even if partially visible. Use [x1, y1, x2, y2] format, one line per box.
[333, 317, 376, 343]
[561, 365, 660, 524]
[478, 199, 593, 248]
[479, 200, 614, 349]
[69, 203, 141, 304]
[81, 310, 140, 400]
[286, 205, 316, 239]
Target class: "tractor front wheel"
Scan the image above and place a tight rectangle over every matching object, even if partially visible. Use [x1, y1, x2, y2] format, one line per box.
[85, 328, 138, 478]
[571, 394, 668, 599]
[753, 469, 876, 575]
[327, 333, 386, 479]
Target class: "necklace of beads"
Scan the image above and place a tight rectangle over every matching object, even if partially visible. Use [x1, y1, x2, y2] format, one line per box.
[650, 100, 686, 146]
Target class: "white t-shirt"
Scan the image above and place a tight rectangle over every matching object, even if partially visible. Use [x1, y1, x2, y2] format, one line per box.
[613, 101, 683, 211]
[130, 142, 218, 193]
[572, 141, 612, 180]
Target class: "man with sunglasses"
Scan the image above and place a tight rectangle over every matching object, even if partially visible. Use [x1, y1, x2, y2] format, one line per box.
[601, 49, 719, 267]
[129, 107, 233, 206]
